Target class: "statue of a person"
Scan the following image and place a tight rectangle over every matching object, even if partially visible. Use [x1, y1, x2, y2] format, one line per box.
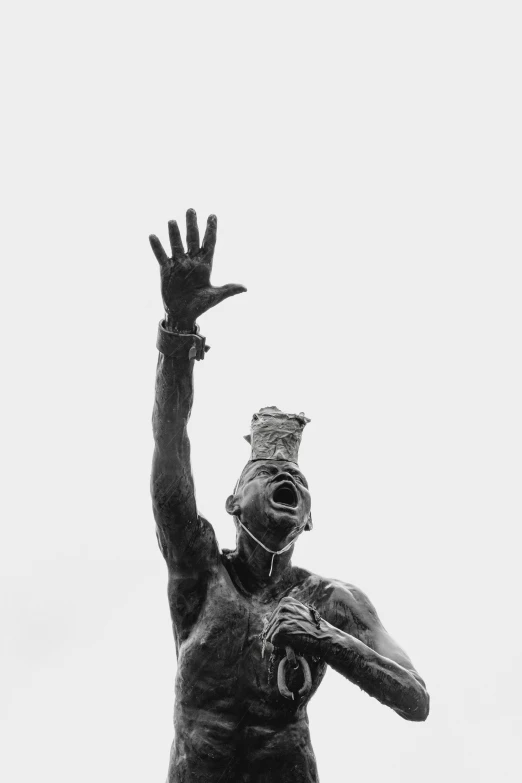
[149, 209, 429, 782]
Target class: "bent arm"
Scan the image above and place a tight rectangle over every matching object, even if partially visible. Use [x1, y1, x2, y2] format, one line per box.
[318, 586, 429, 721]
[151, 322, 218, 571]
[315, 619, 429, 721]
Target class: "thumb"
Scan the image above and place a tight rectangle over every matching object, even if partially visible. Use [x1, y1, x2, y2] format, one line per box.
[211, 283, 247, 306]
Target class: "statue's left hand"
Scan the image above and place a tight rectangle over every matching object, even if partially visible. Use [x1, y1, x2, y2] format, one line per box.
[264, 596, 324, 654]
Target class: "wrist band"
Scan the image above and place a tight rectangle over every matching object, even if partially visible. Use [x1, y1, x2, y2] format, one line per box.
[156, 320, 210, 361]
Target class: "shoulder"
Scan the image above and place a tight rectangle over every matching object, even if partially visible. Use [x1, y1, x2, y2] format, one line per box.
[295, 571, 384, 636]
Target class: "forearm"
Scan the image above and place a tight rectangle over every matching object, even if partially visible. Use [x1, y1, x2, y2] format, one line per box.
[152, 318, 208, 451]
[151, 321, 210, 559]
[314, 621, 429, 721]
[152, 334, 194, 457]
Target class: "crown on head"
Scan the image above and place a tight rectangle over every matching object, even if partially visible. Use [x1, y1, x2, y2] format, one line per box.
[244, 406, 310, 463]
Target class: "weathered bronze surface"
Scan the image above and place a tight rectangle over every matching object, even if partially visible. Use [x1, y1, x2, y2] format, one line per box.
[149, 210, 429, 782]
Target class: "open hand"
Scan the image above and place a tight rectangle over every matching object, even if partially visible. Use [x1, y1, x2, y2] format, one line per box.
[149, 209, 246, 331]
[265, 596, 324, 655]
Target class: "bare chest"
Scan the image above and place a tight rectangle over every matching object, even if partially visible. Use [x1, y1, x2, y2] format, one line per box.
[174, 565, 327, 720]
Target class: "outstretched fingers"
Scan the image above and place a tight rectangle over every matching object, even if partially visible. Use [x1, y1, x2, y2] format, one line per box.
[149, 234, 169, 266]
[168, 220, 185, 259]
[211, 283, 247, 308]
[186, 208, 200, 256]
[202, 214, 217, 262]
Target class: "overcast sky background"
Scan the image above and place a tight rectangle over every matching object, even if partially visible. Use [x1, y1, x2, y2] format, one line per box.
[2, 2, 521, 781]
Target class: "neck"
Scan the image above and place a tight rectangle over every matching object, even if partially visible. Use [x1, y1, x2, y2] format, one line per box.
[231, 523, 296, 591]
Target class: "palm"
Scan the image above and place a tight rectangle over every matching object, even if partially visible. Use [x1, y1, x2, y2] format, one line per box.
[149, 209, 246, 329]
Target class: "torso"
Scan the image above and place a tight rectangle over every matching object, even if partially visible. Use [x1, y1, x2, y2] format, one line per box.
[166, 552, 331, 782]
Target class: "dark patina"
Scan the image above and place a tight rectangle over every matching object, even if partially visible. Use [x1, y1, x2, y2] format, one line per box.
[149, 210, 429, 782]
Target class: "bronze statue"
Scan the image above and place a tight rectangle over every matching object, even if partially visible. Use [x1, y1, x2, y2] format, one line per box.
[149, 209, 429, 782]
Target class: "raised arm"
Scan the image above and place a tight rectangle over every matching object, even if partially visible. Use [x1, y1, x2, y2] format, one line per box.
[149, 209, 246, 573]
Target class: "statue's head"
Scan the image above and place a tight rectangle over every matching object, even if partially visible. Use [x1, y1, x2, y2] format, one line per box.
[225, 407, 312, 550]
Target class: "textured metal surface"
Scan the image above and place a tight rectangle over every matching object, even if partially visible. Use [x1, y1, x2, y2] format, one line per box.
[148, 210, 429, 782]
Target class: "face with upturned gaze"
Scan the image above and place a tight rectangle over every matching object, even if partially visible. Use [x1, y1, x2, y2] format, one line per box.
[225, 460, 312, 549]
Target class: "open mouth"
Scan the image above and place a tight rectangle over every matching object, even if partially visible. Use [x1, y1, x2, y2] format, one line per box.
[272, 482, 298, 508]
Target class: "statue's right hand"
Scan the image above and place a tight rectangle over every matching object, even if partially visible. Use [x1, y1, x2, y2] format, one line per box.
[149, 209, 246, 331]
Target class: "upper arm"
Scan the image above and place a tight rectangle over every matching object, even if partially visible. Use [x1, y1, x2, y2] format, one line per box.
[151, 449, 220, 571]
[326, 581, 423, 678]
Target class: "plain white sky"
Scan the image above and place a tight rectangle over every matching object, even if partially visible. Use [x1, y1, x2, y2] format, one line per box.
[1, 2, 521, 781]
